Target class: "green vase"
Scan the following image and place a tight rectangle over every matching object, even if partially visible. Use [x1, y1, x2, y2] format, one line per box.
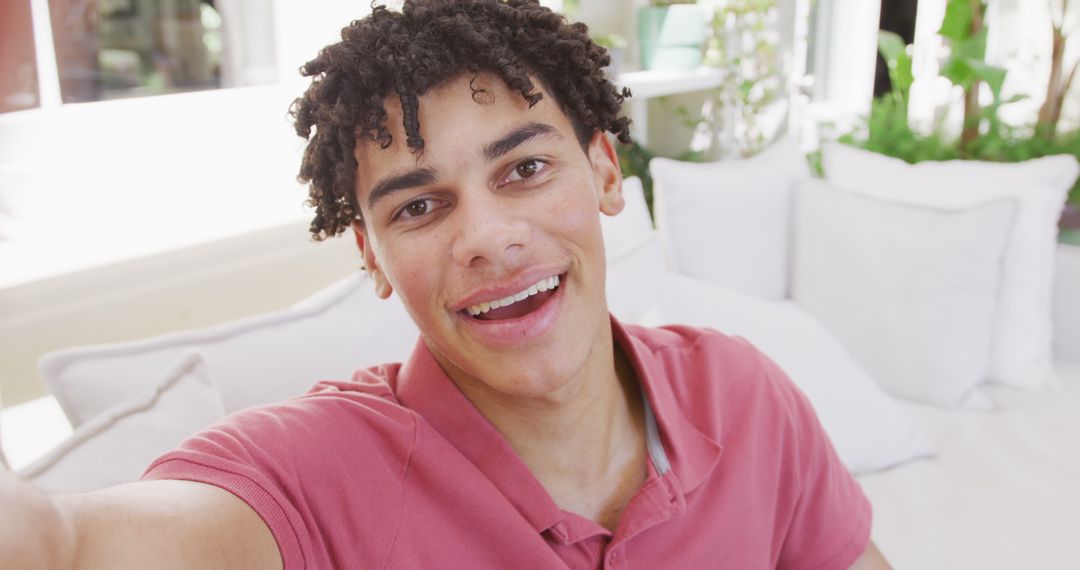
[638, 5, 706, 71]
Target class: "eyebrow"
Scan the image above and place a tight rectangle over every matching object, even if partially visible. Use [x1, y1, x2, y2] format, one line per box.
[366, 122, 561, 210]
[368, 167, 438, 209]
[483, 122, 561, 161]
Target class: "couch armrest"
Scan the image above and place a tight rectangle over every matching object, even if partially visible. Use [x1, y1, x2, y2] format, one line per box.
[1055, 243, 1080, 362]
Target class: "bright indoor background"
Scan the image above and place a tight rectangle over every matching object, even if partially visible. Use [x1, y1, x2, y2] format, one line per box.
[0, 1, 1075, 411]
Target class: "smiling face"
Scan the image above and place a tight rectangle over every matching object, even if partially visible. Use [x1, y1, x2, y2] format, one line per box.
[352, 73, 625, 402]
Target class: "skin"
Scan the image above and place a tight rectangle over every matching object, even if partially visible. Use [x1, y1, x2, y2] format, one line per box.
[352, 73, 646, 529]
[0, 71, 890, 569]
[0, 473, 281, 569]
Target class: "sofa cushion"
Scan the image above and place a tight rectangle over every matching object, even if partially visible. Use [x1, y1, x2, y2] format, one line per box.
[650, 137, 810, 300]
[600, 176, 655, 263]
[822, 143, 1079, 389]
[17, 354, 224, 493]
[40, 273, 418, 427]
[1055, 243, 1080, 362]
[791, 179, 1016, 407]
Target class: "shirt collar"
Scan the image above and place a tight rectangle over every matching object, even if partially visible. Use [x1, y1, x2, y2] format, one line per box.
[394, 336, 566, 534]
[392, 315, 723, 535]
[611, 317, 724, 495]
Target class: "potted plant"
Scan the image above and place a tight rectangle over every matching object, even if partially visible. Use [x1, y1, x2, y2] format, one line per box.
[839, 0, 1080, 240]
[653, 0, 785, 160]
[638, 0, 706, 71]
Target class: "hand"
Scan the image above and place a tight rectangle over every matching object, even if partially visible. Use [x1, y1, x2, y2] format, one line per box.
[0, 470, 74, 570]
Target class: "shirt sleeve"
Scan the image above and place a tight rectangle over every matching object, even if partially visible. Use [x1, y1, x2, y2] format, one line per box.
[141, 407, 313, 570]
[759, 351, 874, 570]
[141, 389, 417, 570]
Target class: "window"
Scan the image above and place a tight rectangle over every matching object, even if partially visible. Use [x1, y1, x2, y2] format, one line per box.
[0, 0, 41, 113]
[45, 0, 276, 104]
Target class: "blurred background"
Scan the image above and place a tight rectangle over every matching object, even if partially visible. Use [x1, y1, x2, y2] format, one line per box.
[1, 0, 1078, 405]
[4, 5, 1080, 566]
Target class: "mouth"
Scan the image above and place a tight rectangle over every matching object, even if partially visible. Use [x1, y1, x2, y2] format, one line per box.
[462, 274, 562, 322]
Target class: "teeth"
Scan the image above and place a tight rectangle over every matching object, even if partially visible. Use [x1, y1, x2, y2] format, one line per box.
[466, 275, 561, 316]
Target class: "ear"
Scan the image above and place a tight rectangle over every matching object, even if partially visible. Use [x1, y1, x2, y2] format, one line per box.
[586, 131, 625, 217]
[351, 220, 394, 299]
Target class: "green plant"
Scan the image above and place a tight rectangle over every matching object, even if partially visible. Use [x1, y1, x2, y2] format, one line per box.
[840, 5, 1080, 210]
[682, 0, 783, 159]
[876, 30, 913, 118]
[616, 139, 657, 218]
[841, 30, 959, 162]
[935, 0, 1027, 151]
[592, 34, 627, 49]
[562, 0, 581, 18]
[838, 96, 959, 163]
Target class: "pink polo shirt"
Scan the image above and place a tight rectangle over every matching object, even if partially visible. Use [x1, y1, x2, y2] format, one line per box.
[143, 318, 871, 569]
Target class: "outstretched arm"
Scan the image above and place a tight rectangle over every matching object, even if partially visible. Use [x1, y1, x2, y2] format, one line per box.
[1, 471, 281, 570]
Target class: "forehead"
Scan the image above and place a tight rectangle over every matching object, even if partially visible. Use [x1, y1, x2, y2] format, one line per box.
[353, 74, 576, 198]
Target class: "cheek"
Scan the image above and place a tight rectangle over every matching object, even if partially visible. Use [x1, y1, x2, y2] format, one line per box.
[547, 183, 603, 248]
[378, 241, 440, 305]
[382, 248, 427, 291]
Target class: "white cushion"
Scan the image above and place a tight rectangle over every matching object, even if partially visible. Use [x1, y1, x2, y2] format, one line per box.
[791, 179, 1016, 407]
[40, 272, 418, 427]
[607, 235, 934, 474]
[823, 143, 1079, 388]
[1055, 243, 1080, 362]
[650, 137, 811, 300]
[601, 176, 655, 262]
[17, 354, 225, 494]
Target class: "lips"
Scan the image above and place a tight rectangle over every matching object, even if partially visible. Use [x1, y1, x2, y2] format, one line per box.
[474, 287, 555, 320]
[453, 271, 566, 347]
[466, 275, 560, 319]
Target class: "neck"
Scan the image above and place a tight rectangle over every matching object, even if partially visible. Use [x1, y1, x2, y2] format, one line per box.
[451, 323, 647, 529]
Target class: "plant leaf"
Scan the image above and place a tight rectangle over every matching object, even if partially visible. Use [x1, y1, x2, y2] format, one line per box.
[940, 56, 975, 88]
[878, 31, 914, 95]
[939, 0, 975, 42]
[950, 28, 988, 60]
[969, 61, 1007, 99]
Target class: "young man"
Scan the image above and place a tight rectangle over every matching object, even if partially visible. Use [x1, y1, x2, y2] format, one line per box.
[1, 1, 890, 568]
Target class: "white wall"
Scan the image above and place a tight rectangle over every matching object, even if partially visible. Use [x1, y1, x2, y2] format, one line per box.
[272, 1, 374, 84]
[1, 1, 378, 289]
[0, 85, 314, 288]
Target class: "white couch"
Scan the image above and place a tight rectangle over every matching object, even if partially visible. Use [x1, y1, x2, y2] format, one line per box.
[3, 143, 1080, 569]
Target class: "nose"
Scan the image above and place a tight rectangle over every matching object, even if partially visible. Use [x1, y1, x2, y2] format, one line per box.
[449, 191, 531, 268]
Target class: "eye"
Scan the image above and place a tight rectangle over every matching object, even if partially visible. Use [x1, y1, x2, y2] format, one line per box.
[504, 158, 548, 183]
[395, 198, 437, 221]
[404, 199, 429, 217]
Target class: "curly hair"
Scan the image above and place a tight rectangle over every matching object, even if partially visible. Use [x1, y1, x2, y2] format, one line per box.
[290, 0, 633, 240]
